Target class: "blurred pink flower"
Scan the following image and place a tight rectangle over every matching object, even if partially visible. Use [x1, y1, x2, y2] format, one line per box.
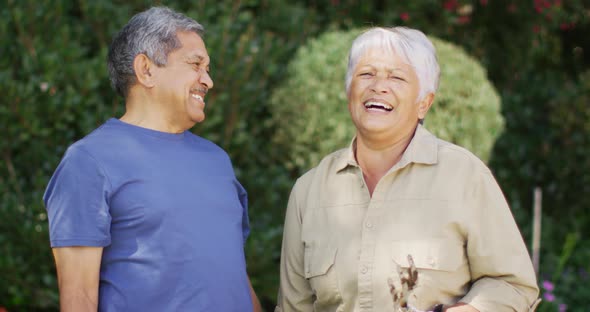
[480, 0, 488, 6]
[400, 12, 410, 21]
[559, 303, 567, 312]
[543, 0, 552, 8]
[543, 292, 555, 302]
[542, 280, 555, 292]
[457, 15, 471, 25]
[443, 0, 458, 11]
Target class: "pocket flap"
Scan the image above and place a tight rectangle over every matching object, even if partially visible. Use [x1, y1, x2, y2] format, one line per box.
[391, 239, 464, 272]
[304, 242, 338, 279]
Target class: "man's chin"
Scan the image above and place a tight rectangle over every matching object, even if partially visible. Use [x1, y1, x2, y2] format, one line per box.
[190, 114, 206, 125]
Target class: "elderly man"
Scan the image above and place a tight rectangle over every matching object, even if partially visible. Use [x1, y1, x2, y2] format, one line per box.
[276, 27, 539, 312]
[44, 7, 261, 312]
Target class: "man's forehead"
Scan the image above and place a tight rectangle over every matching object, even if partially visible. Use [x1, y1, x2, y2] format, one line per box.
[177, 31, 210, 60]
[185, 54, 207, 61]
[182, 48, 211, 65]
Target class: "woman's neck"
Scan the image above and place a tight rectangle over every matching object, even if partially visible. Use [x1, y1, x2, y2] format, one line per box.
[355, 128, 416, 195]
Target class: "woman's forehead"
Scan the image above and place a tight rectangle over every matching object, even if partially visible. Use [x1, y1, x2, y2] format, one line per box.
[356, 47, 412, 68]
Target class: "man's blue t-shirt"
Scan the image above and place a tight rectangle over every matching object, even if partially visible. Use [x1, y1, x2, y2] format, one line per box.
[43, 118, 252, 311]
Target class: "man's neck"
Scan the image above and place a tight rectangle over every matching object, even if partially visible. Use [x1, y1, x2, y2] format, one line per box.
[120, 93, 188, 134]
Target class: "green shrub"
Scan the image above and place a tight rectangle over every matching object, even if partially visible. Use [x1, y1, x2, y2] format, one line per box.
[2, 0, 588, 310]
[539, 71, 590, 308]
[491, 69, 590, 309]
[269, 28, 504, 174]
[1, 1, 121, 309]
[545, 70, 590, 226]
[0, 1, 318, 309]
[268, 30, 357, 172]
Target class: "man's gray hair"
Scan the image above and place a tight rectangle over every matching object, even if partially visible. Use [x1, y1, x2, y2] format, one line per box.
[107, 7, 204, 97]
[345, 27, 440, 102]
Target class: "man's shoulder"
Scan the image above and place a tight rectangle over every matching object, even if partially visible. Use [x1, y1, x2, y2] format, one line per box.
[185, 132, 226, 151]
[65, 123, 114, 157]
[184, 132, 231, 160]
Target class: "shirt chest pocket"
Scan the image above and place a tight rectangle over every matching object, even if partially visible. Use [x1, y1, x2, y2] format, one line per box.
[391, 239, 464, 271]
[303, 242, 341, 307]
[390, 239, 468, 308]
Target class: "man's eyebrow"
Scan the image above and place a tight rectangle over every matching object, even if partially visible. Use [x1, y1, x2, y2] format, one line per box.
[185, 54, 206, 62]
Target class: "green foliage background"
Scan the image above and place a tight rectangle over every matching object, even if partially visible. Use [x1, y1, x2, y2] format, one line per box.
[1, 0, 589, 310]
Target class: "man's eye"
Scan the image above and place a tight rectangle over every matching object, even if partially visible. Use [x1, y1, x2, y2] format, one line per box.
[359, 72, 373, 77]
[391, 76, 405, 81]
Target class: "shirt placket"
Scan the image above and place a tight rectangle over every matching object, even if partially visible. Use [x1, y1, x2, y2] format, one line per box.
[357, 171, 383, 312]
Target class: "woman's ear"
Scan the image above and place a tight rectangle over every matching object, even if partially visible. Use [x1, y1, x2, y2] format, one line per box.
[417, 93, 435, 119]
[133, 54, 156, 88]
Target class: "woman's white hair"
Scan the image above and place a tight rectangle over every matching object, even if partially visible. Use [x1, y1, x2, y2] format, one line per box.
[345, 27, 440, 102]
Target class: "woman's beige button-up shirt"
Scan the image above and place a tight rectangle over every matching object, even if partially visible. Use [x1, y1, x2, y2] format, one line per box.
[276, 125, 539, 312]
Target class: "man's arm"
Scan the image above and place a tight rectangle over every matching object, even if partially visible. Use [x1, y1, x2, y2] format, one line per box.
[248, 277, 263, 312]
[52, 246, 103, 312]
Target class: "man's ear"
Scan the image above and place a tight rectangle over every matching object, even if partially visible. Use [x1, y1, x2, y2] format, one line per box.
[417, 93, 435, 119]
[133, 54, 156, 88]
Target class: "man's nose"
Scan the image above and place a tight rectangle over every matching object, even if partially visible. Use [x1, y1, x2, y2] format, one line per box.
[200, 71, 214, 90]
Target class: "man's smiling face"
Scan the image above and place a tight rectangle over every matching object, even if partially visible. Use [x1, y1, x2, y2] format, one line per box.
[152, 31, 214, 128]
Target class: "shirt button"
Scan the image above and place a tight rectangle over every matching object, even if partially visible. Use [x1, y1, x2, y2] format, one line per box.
[360, 266, 368, 274]
[427, 256, 436, 267]
[365, 221, 373, 228]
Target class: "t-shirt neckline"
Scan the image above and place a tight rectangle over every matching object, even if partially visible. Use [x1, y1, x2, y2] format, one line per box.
[106, 118, 187, 141]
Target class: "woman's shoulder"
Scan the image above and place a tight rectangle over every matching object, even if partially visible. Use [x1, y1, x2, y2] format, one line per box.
[435, 138, 491, 175]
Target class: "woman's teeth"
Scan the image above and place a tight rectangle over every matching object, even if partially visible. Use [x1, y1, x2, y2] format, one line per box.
[364, 101, 393, 111]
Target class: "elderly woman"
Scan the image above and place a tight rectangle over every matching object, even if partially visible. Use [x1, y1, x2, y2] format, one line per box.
[276, 27, 539, 312]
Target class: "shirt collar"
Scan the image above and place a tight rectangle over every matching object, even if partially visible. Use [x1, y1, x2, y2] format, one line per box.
[335, 124, 439, 173]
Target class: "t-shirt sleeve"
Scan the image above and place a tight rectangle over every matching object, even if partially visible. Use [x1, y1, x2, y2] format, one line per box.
[43, 145, 112, 248]
[237, 180, 250, 244]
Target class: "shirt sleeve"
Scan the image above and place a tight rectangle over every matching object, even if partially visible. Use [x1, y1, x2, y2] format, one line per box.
[276, 179, 314, 312]
[459, 170, 539, 311]
[236, 179, 250, 244]
[43, 145, 112, 247]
